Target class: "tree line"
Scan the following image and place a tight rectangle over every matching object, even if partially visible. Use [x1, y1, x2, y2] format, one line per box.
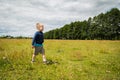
[44, 8, 120, 40]
[0, 35, 32, 39]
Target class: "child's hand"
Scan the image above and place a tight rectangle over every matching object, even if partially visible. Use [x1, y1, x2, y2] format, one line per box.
[32, 46, 35, 49]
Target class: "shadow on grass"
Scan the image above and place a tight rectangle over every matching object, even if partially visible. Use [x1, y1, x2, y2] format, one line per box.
[46, 59, 60, 65]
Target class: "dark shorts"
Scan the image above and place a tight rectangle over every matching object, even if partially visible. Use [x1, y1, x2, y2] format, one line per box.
[34, 46, 45, 55]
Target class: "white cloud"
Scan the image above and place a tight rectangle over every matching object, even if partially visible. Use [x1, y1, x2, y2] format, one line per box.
[0, 0, 120, 36]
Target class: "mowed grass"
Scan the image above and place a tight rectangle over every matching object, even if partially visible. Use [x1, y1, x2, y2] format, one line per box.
[0, 39, 120, 80]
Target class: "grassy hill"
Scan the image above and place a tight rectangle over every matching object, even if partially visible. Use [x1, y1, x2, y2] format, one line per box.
[0, 39, 120, 80]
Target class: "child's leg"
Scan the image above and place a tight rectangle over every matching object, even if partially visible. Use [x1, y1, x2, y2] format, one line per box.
[31, 47, 38, 62]
[32, 54, 36, 62]
[42, 54, 46, 62]
[42, 48, 46, 62]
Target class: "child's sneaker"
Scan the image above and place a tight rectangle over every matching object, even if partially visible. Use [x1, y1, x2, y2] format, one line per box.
[43, 61, 48, 64]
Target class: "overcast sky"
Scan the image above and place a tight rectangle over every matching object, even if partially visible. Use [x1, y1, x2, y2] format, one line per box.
[0, 0, 120, 37]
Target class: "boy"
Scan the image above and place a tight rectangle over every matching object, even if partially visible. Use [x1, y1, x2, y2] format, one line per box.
[31, 23, 47, 63]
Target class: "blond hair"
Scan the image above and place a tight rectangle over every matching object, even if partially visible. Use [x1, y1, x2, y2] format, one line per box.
[36, 23, 44, 31]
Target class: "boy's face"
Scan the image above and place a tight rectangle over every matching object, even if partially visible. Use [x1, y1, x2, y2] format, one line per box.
[39, 25, 44, 31]
[37, 24, 44, 31]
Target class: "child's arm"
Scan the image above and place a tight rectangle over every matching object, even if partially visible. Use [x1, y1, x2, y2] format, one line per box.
[32, 32, 37, 48]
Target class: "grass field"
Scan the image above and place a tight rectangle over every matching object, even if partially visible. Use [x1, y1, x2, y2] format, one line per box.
[0, 39, 120, 80]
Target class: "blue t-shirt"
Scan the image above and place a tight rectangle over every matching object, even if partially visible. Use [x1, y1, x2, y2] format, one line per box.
[32, 31, 44, 47]
[33, 42, 43, 47]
